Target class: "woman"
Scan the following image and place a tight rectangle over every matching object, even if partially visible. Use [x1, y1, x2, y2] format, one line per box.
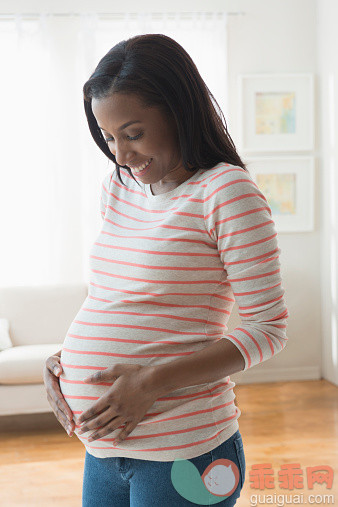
[43, 34, 289, 506]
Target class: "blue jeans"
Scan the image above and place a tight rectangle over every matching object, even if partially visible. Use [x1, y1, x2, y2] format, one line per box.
[82, 429, 246, 506]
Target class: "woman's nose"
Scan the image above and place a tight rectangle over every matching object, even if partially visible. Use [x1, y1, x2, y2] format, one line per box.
[112, 143, 135, 167]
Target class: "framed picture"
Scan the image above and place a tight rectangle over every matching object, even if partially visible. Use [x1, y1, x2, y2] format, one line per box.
[238, 74, 314, 152]
[244, 156, 315, 232]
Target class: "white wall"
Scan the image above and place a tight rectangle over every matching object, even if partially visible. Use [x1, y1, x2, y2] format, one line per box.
[316, 0, 338, 386]
[227, 0, 337, 388]
[225, 0, 322, 385]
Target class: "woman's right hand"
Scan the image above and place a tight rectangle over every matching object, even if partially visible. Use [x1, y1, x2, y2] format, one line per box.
[43, 349, 75, 437]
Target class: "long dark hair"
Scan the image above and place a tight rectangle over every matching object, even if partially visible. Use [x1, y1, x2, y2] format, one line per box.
[83, 33, 248, 187]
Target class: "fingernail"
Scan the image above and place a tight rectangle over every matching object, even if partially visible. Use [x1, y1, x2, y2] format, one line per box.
[67, 414, 72, 422]
[54, 367, 61, 375]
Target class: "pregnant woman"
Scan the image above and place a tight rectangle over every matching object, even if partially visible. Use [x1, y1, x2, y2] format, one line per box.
[43, 34, 289, 506]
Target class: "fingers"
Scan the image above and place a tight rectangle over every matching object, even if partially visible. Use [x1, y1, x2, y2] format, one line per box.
[78, 412, 137, 445]
[78, 400, 113, 424]
[53, 380, 74, 421]
[43, 356, 74, 434]
[47, 393, 75, 431]
[80, 416, 126, 443]
[46, 392, 75, 436]
[46, 380, 74, 425]
[44, 365, 73, 420]
[78, 408, 115, 434]
[114, 420, 138, 444]
[45, 352, 62, 376]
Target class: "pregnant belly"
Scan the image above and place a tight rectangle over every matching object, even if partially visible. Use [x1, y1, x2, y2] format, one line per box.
[59, 346, 112, 417]
[57, 303, 217, 446]
[57, 300, 174, 445]
[59, 349, 116, 440]
[58, 318, 135, 441]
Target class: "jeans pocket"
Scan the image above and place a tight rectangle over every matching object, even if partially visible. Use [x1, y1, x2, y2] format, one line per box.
[233, 436, 246, 490]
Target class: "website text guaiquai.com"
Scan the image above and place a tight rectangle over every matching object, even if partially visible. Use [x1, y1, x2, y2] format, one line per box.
[250, 493, 335, 506]
[247, 463, 334, 505]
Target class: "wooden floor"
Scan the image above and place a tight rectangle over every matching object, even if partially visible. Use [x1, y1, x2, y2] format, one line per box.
[1, 379, 337, 506]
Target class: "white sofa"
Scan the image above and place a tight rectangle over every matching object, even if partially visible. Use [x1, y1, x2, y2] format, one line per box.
[0, 283, 88, 416]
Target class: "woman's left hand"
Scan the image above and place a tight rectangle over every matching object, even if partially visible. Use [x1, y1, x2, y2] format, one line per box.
[76, 363, 160, 445]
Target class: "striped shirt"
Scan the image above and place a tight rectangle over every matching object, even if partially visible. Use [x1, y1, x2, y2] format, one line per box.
[59, 161, 289, 461]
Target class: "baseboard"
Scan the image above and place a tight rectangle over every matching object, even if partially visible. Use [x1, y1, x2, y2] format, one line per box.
[231, 365, 321, 384]
[0, 411, 61, 432]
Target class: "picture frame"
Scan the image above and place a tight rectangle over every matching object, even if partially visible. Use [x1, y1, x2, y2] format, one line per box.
[244, 156, 315, 232]
[238, 74, 315, 152]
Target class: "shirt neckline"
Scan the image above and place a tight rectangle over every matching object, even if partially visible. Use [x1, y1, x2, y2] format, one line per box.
[143, 168, 205, 203]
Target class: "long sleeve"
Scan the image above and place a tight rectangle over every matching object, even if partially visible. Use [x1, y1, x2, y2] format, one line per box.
[100, 170, 114, 220]
[203, 164, 289, 372]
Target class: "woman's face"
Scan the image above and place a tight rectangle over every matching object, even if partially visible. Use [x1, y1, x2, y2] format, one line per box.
[91, 93, 193, 188]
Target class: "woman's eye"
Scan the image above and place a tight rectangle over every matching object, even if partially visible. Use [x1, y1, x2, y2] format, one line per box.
[104, 132, 143, 143]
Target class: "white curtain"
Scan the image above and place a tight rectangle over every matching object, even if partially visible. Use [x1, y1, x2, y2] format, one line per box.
[0, 11, 229, 288]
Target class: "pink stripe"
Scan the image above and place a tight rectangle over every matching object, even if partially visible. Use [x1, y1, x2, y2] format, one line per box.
[62, 347, 194, 358]
[225, 248, 280, 267]
[72, 319, 208, 336]
[238, 293, 285, 311]
[67, 332, 193, 346]
[84, 412, 239, 444]
[261, 330, 275, 357]
[229, 267, 281, 283]
[208, 166, 247, 184]
[103, 214, 212, 233]
[60, 362, 105, 371]
[271, 309, 289, 320]
[101, 229, 216, 247]
[75, 398, 235, 431]
[90, 254, 223, 272]
[77, 399, 236, 433]
[205, 172, 268, 206]
[81, 307, 226, 328]
[106, 298, 231, 315]
[159, 381, 231, 401]
[220, 233, 277, 254]
[107, 203, 207, 222]
[90, 268, 223, 285]
[226, 334, 251, 369]
[89, 281, 233, 301]
[207, 207, 272, 238]
[85, 423, 234, 452]
[65, 385, 233, 407]
[94, 241, 219, 257]
[233, 281, 282, 297]
[219, 219, 274, 239]
[237, 327, 263, 362]
[60, 371, 230, 401]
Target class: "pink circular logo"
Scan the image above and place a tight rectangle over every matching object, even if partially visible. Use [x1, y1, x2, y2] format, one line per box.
[201, 458, 240, 497]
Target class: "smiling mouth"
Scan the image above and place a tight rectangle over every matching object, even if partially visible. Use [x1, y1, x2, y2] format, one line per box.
[128, 158, 153, 176]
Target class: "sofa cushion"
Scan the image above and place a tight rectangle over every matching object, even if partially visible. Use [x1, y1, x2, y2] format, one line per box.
[0, 318, 13, 351]
[0, 283, 88, 347]
[0, 343, 63, 384]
